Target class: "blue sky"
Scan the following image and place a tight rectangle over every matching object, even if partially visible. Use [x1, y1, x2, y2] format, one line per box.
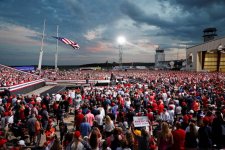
[0, 0, 225, 66]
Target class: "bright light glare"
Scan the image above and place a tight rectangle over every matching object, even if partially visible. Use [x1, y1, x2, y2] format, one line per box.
[117, 36, 126, 45]
[218, 44, 223, 51]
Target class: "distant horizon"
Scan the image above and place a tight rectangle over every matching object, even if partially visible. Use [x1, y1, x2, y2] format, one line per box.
[6, 61, 156, 67]
[1, 58, 187, 67]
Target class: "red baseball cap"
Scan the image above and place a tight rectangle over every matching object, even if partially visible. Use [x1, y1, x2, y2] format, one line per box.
[74, 131, 81, 138]
[42, 105, 47, 109]
[0, 138, 7, 146]
[203, 117, 210, 124]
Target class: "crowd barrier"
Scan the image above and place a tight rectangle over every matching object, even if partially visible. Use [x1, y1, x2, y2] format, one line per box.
[55, 79, 111, 85]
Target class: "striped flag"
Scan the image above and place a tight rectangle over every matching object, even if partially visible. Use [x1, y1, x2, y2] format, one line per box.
[53, 36, 80, 49]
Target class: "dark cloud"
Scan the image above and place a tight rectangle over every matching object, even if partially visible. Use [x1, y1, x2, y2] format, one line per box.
[163, 0, 225, 23]
[120, 1, 173, 28]
[0, 0, 225, 65]
[120, 0, 225, 43]
[120, 1, 196, 42]
[161, 0, 225, 10]
[0, 0, 84, 37]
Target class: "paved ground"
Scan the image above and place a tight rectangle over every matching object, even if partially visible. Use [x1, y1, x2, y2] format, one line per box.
[40, 86, 66, 97]
[26, 85, 55, 96]
[39, 112, 75, 147]
[6, 112, 75, 149]
[6, 86, 75, 149]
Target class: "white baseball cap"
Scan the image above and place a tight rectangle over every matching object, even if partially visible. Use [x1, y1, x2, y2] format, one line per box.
[189, 110, 194, 114]
[18, 140, 26, 146]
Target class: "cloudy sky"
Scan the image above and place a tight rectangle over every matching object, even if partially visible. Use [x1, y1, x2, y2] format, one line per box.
[0, 0, 225, 66]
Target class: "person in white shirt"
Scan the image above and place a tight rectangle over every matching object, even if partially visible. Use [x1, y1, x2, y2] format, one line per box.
[69, 90, 76, 100]
[175, 105, 182, 117]
[0, 105, 5, 118]
[98, 106, 105, 118]
[55, 93, 62, 101]
[104, 115, 115, 137]
[162, 92, 168, 105]
[12, 97, 17, 106]
[168, 106, 175, 124]
[165, 97, 171, 108]
[95, 110, 104, 130]
[36, 95, 42, 105]
[160, 108, 170, 122]
[125, 97, 131, 109]
[75, 97, 82, 110]
[71, 131, 84, 150]
[185, 119, 200, 132]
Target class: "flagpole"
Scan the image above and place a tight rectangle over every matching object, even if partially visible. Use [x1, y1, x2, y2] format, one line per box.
[55, 25, 59, 71]
[37, 19, 46, 73]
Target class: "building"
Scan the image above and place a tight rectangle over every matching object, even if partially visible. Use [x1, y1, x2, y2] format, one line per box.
[155, 49, 165, 68]
[186, 28, 225, 72]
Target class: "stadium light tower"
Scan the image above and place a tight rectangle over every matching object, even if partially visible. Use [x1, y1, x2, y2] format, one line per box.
[117, 36, 126, 69]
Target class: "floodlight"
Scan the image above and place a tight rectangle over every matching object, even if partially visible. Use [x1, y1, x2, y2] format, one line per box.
[117, 36, 126, 45]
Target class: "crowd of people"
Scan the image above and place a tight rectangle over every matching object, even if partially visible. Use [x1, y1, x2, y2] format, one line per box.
[40, 69, 109, 81]
[0, 65, 41, 87]
[0, 69, 225, 150]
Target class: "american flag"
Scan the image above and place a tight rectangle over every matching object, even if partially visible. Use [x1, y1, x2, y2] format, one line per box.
[53, 36, 80, 49]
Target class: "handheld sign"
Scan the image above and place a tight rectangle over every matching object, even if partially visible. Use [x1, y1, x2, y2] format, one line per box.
[133, 116, 149, 127]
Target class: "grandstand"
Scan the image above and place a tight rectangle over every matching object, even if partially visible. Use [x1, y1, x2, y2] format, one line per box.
[0, 64, 112, 96]
[0, 64, 45, 95]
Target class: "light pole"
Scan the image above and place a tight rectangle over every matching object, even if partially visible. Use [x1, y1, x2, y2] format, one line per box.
[117, 36, 126, 69]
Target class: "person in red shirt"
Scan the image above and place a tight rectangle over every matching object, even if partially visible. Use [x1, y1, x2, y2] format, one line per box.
[149, 93, 155, 101]
[201, 95, 208, 108]
[172, 121, 186, 150]
[151, 101, 158, 113]
[158, 101, 164, 115]
[67, 97, 73, 113]
[192, 100, 200, 114]
[0, 137, 7, 150]
[74, 109, 84, 130]
[19, 104, 25, 121]
[147, 109, 154, 122]
[53, 101, 59, 117]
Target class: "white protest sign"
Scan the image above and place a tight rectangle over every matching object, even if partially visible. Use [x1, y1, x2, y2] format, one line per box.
[133, 116, 149, 127]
